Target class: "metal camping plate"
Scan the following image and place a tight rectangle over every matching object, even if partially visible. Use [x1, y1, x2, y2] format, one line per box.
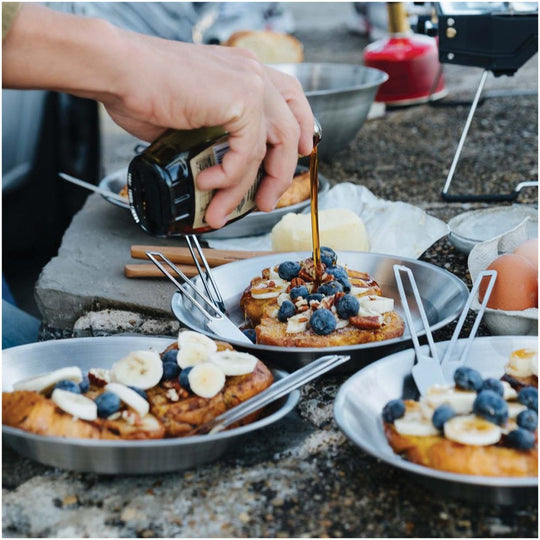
[170, 252, 469, 372]
[2, 336, 298, 474]
[98, 166, 330, 238]
[334, 335, 538, 505]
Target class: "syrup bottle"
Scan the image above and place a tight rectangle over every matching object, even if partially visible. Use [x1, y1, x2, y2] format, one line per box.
[127, 120, 321, 237]
[127, 126, 263, 236]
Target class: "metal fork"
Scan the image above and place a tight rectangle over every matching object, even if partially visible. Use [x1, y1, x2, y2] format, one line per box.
[188, 353, 351, 436]
[440, 270, 497, 378]
[185, 235, 226, 314]
[394, 265, 445, 395]
[146, 251, 251, 343]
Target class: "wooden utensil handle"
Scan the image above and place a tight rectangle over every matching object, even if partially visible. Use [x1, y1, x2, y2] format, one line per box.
[124, 264, 199, 278]
[130, 245, 277, 266]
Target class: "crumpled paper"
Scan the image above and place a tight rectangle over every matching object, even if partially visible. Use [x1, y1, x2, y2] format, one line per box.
[468, 218, 538, 336]
[205, 183, 449, 259]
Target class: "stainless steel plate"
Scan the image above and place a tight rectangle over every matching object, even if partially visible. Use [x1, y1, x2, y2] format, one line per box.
[448, 205, 538, 254]
[2, 336, 299, 474]
[98, 166, 330, 238]
[334, 336, 538, 505]
[171, 252, 469, 371]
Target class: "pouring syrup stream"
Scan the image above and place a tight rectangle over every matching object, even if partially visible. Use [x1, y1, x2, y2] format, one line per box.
[310, 119, 323, 282]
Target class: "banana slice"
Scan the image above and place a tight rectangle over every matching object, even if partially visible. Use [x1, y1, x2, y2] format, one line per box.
[358, 295, 394, 315]
[501, 380, 518, 401]
[110, 350, 162, 390]
[286, 311, 311, 334]
[421, 384, 476, 415]
[505, 348, 537, 378]
[51, 388, 97, 420]
[13, 366, 83, 394]
[105, 383, 149, 416]
[444, 414, 502, 446]
[188, 362, 226, 398]
[530, 354, 538, 377]
[507, 402, 528, 419]
[209, 350, 258, 376]
[177, 332, 218, 369]
[394, 401, 439, 437]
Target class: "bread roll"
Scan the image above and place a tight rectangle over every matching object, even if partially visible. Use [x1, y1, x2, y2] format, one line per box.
[271, 208, 370, 252]
[224, 30, 304, 64]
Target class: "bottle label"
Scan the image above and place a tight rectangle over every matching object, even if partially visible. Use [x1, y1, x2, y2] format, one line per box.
[189, 136, 262, 229]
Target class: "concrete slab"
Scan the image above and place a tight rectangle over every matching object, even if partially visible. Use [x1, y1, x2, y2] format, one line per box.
[35, 193, 187, 328]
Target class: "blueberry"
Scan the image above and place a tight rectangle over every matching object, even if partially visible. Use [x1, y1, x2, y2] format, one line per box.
[54, 380, 81, 394]
[325, 266, 348, 281]
[95, 392, 121, 418]
[382, 399, 406, 423]
[317, 281, 343, 297]
[306, 293, 324, 305]
[128, 386, 148, 401]
[518, 387, 538, 412]
[161, 349, 178, 364]
[336, 294, 359, 319]
[289, 286, 309, 300]
[517, 409, 538, 432]
[480, 378, 504, 397]
[309, 309, 336, 335]
[161, 362, 181, 381]
[337, 278, 352, 293]
[432, 404, 456, 431]
[506, 428, 536, 450]
[79, 374, 90, 393]
[278, 300, 296, 322]
[179, 367, 193, 392]
[473, 390, 508, 425]
[453, 366, 484, 392]
[278, 261, 301, 281]
[242, 329, 257, 343]
[320, 246, 337, 267]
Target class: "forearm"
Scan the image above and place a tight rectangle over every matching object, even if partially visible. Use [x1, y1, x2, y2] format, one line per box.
[2, 3, 125, 103]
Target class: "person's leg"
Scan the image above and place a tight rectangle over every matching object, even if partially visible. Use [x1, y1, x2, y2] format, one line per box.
[2, 299, 41, 349]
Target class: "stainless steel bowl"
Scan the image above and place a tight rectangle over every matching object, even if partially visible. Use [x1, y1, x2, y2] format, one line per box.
[2, 336, 299, 474]
[272, 63, 388, 160]
[171, 252, 469, 372]
[334, 335, 538, 505]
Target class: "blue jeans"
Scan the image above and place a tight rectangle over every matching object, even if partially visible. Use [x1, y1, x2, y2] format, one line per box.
[2, 300, 41, 349]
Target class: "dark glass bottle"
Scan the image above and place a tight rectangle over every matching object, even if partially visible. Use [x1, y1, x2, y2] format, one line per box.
[127, 126, 263, 236]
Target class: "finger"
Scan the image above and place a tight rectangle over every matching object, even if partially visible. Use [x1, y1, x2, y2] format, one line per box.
[265, 67, 314, 156]
[202, 123, 267, 228]
[255, 84, 301, 213]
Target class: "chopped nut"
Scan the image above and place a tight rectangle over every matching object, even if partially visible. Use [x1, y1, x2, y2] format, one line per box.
[166, 388, 180, 402]
[297, 305, 310, 313]
[350, 315, 382, 330]
[122, 410, 138, 425]
[290, 277, 306, 288]
[88, 368, 111, 387]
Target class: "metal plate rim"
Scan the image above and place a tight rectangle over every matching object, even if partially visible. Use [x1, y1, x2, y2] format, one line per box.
[171, 251, 469, 353]
[334, 335, 538, 489]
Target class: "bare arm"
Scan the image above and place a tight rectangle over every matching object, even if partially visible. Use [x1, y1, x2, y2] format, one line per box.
[3, 4, 314, 228]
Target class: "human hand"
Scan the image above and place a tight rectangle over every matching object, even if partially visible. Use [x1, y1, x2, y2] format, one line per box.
[103, 37, 314, 228]
[3, 4, 314, 229]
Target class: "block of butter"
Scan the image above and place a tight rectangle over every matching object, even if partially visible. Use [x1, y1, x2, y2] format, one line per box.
[271, 208, 370, 252]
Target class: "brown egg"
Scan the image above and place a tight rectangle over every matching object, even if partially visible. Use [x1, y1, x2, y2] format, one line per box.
[478, 254, 538, 310]
[513, 238, 538, 272]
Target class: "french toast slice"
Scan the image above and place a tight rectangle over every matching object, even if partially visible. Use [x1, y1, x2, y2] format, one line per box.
[384, 421, 538, 477]
[255, 310, 405, 347]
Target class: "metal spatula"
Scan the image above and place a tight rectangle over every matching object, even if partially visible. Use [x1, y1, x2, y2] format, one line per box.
[394, 265, 446, 395]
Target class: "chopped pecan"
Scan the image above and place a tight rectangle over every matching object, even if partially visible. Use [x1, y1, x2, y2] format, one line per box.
[297, 305, 310, 313]
[88, 368, 111, 387]
[290, 277, 306, 288]
[349, 315, 383, 330]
